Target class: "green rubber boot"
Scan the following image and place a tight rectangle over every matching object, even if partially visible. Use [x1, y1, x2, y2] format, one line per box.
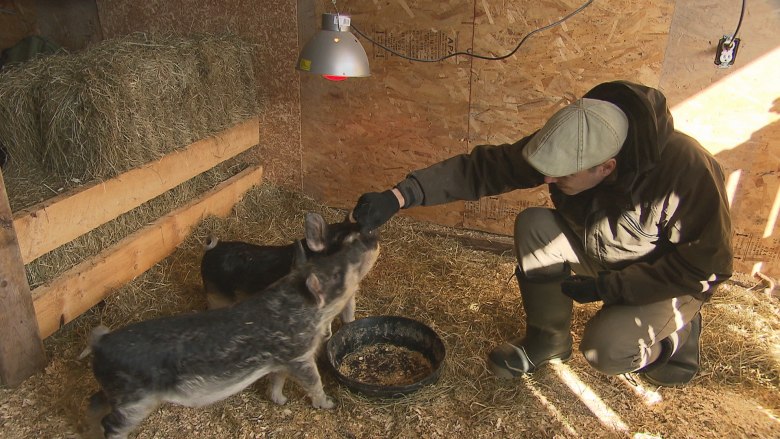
[488, 268, 574, 379]
[642, 312, 702, 386]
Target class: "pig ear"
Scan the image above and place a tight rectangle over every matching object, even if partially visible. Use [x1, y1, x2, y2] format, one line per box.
[304, 213, 328, 252]
[305, 273, 325, 308]
[292, 239, 307, 268]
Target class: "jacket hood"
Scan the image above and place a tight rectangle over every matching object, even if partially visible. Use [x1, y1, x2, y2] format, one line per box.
[583, 81, 675, 193]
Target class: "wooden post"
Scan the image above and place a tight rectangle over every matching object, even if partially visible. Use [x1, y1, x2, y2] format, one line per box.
[0, 168, 47, 388]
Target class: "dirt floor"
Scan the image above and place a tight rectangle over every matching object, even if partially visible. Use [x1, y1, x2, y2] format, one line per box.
[1, 185, 779, 439]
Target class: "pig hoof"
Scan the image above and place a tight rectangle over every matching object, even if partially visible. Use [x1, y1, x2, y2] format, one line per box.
[313, 396, 335, 410]
[271, 394, 288, 406]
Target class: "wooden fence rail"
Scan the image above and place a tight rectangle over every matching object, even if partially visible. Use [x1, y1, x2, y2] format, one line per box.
[0, 117, 261, 387]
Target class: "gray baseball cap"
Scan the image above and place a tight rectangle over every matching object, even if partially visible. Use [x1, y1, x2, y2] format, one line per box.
[522, 99, 628, 177]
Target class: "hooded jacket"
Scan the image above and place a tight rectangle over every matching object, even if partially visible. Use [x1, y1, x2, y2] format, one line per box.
[395, 81, 733, 305]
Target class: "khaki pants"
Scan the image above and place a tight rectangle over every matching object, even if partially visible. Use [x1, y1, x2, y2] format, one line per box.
[513, 207, 704, 374]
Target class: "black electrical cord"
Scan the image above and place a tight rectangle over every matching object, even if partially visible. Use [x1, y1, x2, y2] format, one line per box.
[350, 0, 594, 63]
[725, 0, 746, 47]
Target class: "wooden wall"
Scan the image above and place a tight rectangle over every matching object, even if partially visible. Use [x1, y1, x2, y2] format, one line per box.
[0, 1, 39, 50]
[4, 1, 780, 277]
[299, 0, 780, 277]
[660, 0, 780, 277]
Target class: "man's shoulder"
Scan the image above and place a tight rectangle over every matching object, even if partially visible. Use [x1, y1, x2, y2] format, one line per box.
[663, 131, 719, 162]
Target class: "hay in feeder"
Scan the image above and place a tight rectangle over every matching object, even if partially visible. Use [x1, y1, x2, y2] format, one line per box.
[0, 32, 258, 185]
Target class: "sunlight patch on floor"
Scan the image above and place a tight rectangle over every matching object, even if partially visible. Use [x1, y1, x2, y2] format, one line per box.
[550, 363, 629, 432]
[771, 341, 780, 364]
[522, 373, 579, 436]
[618, 374, 663, 406]
[756, 405, 780, 426]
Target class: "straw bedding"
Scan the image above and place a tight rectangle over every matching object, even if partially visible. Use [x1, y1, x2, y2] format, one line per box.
[1, 185, 777, 439]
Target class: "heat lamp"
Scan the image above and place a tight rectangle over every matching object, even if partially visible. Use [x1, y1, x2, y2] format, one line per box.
[296, 13, 370, 81]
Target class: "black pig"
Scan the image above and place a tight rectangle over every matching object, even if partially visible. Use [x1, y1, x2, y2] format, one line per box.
[83, 230, 380, 439]
[201, 212, 361, 319]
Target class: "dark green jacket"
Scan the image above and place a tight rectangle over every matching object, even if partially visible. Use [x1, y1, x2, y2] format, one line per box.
[396, 81, 733, 305]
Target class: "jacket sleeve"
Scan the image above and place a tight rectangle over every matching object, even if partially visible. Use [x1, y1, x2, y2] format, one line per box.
[395, 135, 545, 208]
[600, 139, 734, 306]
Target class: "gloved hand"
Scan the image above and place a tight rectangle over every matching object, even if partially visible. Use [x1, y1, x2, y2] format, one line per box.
[560, 275, 602, 303]
[351, 190, 400, 234]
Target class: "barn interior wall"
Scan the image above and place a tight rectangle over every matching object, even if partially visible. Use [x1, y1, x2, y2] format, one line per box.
[299, 0, 780, 277]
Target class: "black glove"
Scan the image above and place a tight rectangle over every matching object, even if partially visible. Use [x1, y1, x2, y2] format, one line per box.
[351, 190, 400, 233]
[560, 275, 602, 304]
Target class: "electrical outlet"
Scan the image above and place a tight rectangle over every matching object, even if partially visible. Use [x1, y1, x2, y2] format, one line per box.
[715, 36, 740, 68]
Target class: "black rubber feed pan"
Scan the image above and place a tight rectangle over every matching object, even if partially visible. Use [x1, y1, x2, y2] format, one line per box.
[327, 316, 446, 398]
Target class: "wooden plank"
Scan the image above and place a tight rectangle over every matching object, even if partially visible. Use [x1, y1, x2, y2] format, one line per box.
[13, 117, 259, 265]
[0, 169, 47, 388]
[31, 165, 264, 339]
[420, 230, 514, 256]
[0, 2, 40, 50]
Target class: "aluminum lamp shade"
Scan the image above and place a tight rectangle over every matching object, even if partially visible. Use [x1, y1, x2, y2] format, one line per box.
[296, 13, 370, 80]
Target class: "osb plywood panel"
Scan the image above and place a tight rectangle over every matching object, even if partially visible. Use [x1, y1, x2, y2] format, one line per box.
[300, 0, 474, 228]
[722, 123, 780, 276]
[96, 0, 301, 187]
[464, 0, 674, 234]
[660, 0, 780, 277]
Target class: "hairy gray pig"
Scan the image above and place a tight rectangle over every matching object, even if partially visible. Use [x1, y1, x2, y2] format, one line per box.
[84, 229, 380, 439]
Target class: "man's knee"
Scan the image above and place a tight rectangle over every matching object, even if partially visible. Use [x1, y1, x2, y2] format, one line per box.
[514, 207, 556, 237]
[580, 323, 648, 375]
[514, 208, 573, 278]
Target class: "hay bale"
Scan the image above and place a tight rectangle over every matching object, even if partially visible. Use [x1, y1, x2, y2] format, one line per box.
[0, 32, 258, 182]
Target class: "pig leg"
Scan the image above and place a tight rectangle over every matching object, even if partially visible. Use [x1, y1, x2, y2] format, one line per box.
[85, 391, 111, 439]
[205, 283, 235, 310]
[100, 393, 160, 439]
[340, 295, 356, 324]
[267, 372, 288, 406]
[287, 359, 335, 409]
